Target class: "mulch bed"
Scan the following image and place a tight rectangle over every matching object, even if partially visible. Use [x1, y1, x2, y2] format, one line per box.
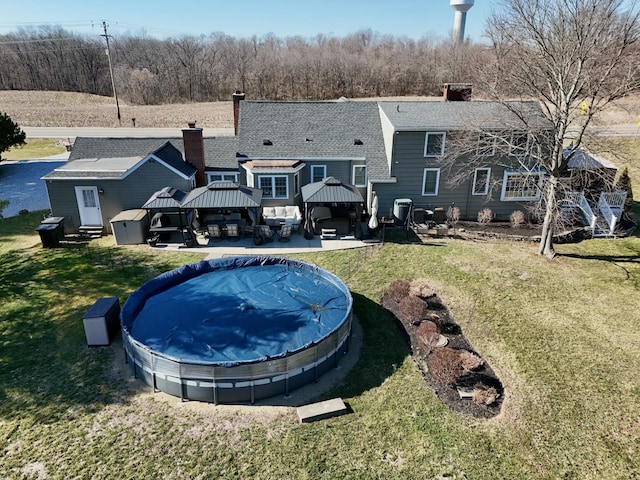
[383, 289, 504, 419]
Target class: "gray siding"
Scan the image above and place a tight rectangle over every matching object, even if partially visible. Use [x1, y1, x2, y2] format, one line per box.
[372, 131, 540, 221]
[46, 161, 193, 233]
[302, 161, 352, 186]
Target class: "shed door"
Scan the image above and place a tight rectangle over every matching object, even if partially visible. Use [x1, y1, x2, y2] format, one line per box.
[75, 186, 103, 226]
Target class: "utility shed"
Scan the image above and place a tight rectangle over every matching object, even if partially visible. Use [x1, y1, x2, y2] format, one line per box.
[110, 209, 149, 245]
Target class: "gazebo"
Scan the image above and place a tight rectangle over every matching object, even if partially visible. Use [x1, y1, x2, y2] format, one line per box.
[180, 180, 263, 231]
[142, 187, 194, 245]
[301, 177, 365, 237]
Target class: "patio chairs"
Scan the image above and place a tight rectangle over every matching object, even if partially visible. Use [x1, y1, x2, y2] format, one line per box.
[277, 224, 293, 242]
[226, 224, 242, 241]
[256, 225, 274, 243]
[206, 224, 224, 241]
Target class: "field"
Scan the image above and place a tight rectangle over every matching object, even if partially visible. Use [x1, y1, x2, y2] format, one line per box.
[0, 91, 235, 129]
[0, 212, 639, 479]
[2, 90, 640, 130]
[0, 91, 433, 129]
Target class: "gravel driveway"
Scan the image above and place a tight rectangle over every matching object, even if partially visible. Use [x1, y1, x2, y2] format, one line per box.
[0, 154, 67, 218]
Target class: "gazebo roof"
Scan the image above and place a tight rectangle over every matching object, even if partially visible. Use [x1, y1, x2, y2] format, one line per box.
[142, 187, 188, 209]
[301, 176, 364, 204]
[180, 181, 263, 209]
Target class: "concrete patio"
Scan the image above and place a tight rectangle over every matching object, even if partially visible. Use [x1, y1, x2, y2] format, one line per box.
[148, 229, 379, 259]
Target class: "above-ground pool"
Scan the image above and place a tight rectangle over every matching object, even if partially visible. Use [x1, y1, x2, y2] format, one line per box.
[121, 256, 353, 403]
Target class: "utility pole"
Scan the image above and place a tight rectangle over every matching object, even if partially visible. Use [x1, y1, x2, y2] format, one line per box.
[101, 21, 121, 125]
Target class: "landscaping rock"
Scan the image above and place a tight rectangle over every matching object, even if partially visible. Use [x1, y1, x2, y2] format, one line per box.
[383, 285, 504, 419]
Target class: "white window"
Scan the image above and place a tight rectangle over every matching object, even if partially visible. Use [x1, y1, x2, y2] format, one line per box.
[477, 133, 496, 156]
[259, 175, 288, 199]
[500, 170, 543, 201]
[472, 168, 491, 195]
[424, 132, 446, 157]
[311, 165, 326, 183]
[352, 165, 367, 187]
[206, 172, 238, 183]
[510, 132, 529, 156]
[422, 168, 440, 196]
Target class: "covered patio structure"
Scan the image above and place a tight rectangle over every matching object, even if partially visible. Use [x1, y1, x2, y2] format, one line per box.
[180, 181, 263, 238]
[142, 187, 195, 245]
[301, 177, 365, 237]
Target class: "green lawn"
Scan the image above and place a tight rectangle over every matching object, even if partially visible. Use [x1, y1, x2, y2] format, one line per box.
[3, 139, 66, 160]
[1, 216, 638, 479]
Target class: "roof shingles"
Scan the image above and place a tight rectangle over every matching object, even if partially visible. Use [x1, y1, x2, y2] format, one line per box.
[238, 101, 390, 180]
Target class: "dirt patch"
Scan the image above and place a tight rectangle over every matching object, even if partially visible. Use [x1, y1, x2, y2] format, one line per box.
[383, 285, 504, 419]
[455, 220, 542, 240]
[448, 221, 599, 244]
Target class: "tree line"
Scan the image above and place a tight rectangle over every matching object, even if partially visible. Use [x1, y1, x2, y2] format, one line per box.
[0, 26, 487, 103]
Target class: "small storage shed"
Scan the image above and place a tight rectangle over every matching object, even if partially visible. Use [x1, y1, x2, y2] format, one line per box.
[110, 209, 150, 245]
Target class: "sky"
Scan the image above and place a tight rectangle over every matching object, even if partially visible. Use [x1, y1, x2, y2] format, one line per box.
[0, 0, 494, 42]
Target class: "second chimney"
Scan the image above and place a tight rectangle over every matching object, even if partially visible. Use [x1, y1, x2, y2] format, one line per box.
[443, 83, 472, 101]
[182, 121, 206, 187]
[233, 90, 245, 136]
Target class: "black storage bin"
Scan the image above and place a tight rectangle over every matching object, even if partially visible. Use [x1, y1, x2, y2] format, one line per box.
[36, 217, 65, 248]
[82, 296, 120, 346]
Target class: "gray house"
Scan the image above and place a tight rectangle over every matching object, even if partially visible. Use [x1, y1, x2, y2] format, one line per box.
[236, 100, 387, 213]
[374, 98, 553, 221]
[43, 126, 238, 233]
[44, 88, 620, 237]
[234, 93, 555, 223]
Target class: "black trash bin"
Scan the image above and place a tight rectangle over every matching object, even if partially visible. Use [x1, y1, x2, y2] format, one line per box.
[36, 217, 65, 248]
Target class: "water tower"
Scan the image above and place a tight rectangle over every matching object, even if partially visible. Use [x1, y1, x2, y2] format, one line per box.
[450, 0, 474, 44]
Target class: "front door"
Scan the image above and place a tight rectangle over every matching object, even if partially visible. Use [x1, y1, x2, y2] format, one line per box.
[75, 186, 103, 226]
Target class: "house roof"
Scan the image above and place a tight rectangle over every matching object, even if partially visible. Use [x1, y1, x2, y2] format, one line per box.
[237, 100, 389, 180]
[181, 181, 263, 209]
[301, 176, 364, 204]
[43, 140, 196, 180]
[43, 156, 144, 180]
[204, 136, 239, 170]
[378, 100, 552, 131]
[241, 159, 304, 171]
[566, 149, 618, 170]
[66, 136, 238, 170]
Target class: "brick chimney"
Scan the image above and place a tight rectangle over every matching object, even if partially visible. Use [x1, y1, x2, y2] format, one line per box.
[182, 121, 206, 187]
[232, 90, 245, 136]
[443, 83, 472, 101]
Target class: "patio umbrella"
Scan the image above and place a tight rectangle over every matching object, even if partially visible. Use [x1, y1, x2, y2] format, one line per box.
[368, 192, 379, 230]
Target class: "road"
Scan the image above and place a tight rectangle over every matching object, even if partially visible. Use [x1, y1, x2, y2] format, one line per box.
[24, 126, 235, 139]
[585, 124, 639, 137]
[25, 125, 639, 140]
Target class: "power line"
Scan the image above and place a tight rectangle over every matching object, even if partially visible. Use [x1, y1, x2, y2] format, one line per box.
[0, 37, 80, 45]
[0, 46, 100, 55]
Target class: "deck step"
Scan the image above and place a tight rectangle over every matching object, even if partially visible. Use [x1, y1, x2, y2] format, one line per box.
[297, 397, 348, 423]
[78, 225, 104, 237]
[321, 228, 337, 239]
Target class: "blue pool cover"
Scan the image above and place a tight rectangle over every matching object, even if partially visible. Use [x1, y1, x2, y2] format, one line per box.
[121, 256, 352, 366]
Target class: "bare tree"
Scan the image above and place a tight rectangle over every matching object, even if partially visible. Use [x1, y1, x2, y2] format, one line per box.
[480, 0, 640, 258]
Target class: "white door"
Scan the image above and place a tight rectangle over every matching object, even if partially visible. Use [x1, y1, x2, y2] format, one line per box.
[75, 186, 103, 226]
